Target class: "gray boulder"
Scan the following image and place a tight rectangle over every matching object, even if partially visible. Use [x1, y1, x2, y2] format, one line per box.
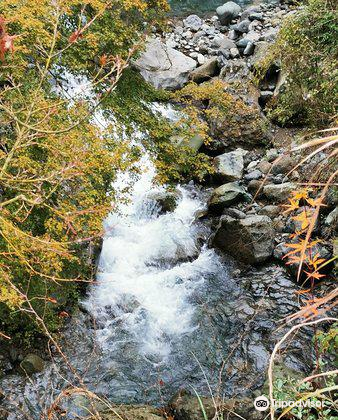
[216, 1, 242, 25]
[133, 39, 197, 90]
[208, 182, 248, 214]
[190, 57, 219, 83]
[213, 149, 245, 183]
[183, 14, 203, 32]
[213, 215, 275, 263]
[263, 182, 295, 203]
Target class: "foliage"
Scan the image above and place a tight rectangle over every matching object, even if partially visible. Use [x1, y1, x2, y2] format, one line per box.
[273, 370, 337, 420]
[99, 69, 213, 184]
[258, 0, 338, 126]
[0, 0, 168, 340]
[173, 79, 269, 146]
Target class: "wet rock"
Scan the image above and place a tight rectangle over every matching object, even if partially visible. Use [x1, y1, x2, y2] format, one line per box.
[216, 2, 242, 26]
[133, 39, 196, 90]
[190, 57, 219, 83]
[183, 15, 203, 32]
[213, 149, 245, 183]
[213, 215, 275, 263]
[146, 190, 182, 214]
[208, 182, 248, 214]
[263, 182, 295, 203]
[20, 354, 44, 375]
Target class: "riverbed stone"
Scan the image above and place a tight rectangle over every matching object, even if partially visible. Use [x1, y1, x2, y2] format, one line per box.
[190, 57, 219, 83]
[208, 182, 248, 214]
[216, 2, 242, 25]
[20, 354, 44, 375]
[213, 215, 275, 263]
[213, 149, 245, 183]
[92, 406, 164, 420]
[146, 190, 182, 214]
[133, 39, 196, 90]
[183, 15, 203, 32]
[263, 182, 295, 202]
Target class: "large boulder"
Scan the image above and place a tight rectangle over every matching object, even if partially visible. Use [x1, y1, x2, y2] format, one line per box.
[213, 148, 245, 183]
[206, 84, 270, 152]
[208, 182, 249, 214]
[133, 39, 197, 90]
[216, 1, 242, 25]
[183, 15, 203, 32]
[190, 57, 219, 83]
[212, 215, 275, 263]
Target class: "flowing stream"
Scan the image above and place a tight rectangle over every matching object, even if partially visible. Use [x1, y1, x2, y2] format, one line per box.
[0, 149, 310, 419]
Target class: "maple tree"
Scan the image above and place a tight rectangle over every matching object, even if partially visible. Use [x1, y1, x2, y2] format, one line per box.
[0, 0, 168, 339]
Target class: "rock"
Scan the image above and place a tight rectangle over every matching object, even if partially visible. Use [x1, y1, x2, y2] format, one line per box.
[171, 132, 204, 152]
[219, 59, 250, 82]
[183, 15, 203, 32]
[325, 207, 338, 227]
[213, 149, 245, 183]
[247, 179, 262, 195]
[190, 57, 219, 83]
[211, 35, 236, 50]
[271, 155, 296, 175]
[266, 148, 278, 162]
[208, 182, 248, 214]
[20, 354, 44, 375]
[197, 53, 205, 65]
[243, 42, 255, 56]
[244, 169, 262, 181]
[263, 183, 295, 203]
[233, 19, 250, 33]
[223, 208, 246, 219]
[213, 215, 275, 263]
[241, 5, 261, 20]
[257, 160, 272, 174]
[216, 1, 242, 25]
[230, 47, 240, 58]
[146, 190, 182, 214]
[259, 205, 280, 218]
[207, 84, 270, 149]
[250, 41, 270, 69]
[133, 39, 196, 90]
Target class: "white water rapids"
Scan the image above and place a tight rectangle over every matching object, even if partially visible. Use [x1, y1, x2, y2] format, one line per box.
[85, 155, 222, 359]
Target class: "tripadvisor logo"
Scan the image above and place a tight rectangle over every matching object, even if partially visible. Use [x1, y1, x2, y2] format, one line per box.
[254, 396, 270, 411]
[254, 395, 326, 411]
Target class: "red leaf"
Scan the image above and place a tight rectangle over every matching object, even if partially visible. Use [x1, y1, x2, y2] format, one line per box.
[68, 30, 82, 44]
